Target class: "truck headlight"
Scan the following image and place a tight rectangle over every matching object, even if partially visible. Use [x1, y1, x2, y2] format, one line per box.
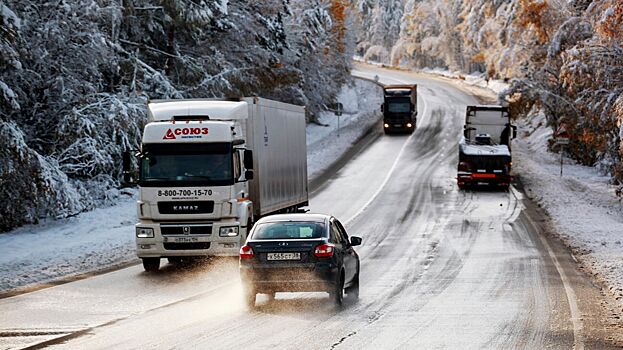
[219, 226, 239, 237]
[136, 227, 154, 238]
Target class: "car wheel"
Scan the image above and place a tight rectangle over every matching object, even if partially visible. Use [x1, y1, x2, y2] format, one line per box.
[345, 273, 359, 300]
[243, 286, 256, 309]
[331, 272, 344, 306]
[142, 258, 160, 272]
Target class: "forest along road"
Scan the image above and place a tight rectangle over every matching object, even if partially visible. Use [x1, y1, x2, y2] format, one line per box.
[1, 64, 620, 350]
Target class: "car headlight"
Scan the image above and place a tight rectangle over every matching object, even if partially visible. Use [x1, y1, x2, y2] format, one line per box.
[219, 226, 239, 237]
[136, 227, 154, 238]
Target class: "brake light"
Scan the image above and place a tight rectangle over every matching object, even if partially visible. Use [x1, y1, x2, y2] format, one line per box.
[314, 243, 335, 258]
[239, 245, 254, 259]
[458, 161, 473, 172]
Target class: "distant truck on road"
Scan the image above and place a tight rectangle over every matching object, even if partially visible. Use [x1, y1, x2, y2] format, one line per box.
[124, 98, 309, 271]
[457, 105, 517, 189]
[381, 85, 417, 134]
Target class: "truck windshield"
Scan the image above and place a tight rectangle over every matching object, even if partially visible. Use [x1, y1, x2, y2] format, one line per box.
[139, 143, 233, 187]
[386, 98, 411, 113]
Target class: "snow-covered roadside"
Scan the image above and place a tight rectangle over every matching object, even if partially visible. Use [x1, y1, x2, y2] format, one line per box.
[0, 79, 382, 294]
[307, 79, 382, 180]
[514, 114, 623, 300]
[419, 68, 509, 96]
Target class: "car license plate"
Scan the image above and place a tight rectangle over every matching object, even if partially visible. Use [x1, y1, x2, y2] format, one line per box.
[267, 252, 301, 261]
[393, 124, 402, 127]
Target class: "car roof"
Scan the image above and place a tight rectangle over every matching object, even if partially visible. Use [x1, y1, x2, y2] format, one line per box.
[255, 213, 331, 224]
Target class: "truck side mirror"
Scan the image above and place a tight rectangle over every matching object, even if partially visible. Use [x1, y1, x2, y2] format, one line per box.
[122, 151, 137, 186]
[245, 170, 254, 181]
[380, 104, 384, 112]
[244, 150, 254, 170]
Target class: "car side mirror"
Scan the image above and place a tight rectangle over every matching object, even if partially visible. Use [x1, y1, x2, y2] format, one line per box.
[244, 149, 254, 170]
[380, 103, 384, 112]
[245, 170, 254, 181]
[350, 236, 362, 246]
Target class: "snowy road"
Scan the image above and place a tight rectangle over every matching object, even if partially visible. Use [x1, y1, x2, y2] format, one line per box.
[0, 64, 619, 349]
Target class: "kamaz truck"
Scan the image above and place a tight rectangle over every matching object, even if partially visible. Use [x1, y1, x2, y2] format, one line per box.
[124, 98, 308, 271]
[457, 105, 517, 189]
[381, 84, 417, 134]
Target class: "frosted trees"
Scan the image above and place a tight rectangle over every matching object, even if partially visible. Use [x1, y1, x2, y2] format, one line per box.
[0, 0, 357, 231]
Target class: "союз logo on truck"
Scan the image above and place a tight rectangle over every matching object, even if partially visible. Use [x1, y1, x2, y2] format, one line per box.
[163, 127, 210, 140]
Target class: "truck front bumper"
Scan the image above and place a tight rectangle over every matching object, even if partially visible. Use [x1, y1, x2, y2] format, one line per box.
[457, 172, 512, 187]
[135, 221, 245, 258]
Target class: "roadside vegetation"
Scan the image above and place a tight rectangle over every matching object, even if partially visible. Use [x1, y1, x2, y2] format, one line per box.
[0, 0, 355, 231]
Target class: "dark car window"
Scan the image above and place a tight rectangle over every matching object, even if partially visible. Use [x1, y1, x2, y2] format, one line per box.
[252, 222, 325, 240]
[330, 223, 344, 244]
[335, 220, 350, 244]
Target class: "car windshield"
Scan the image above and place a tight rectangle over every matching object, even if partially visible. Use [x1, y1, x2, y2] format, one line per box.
[252, 222, 325, 240]
[140, 143, 233, 187]
[387, 98, 411, 113]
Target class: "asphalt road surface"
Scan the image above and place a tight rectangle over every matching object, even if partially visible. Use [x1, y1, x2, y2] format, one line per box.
[1, 64, 620, 350]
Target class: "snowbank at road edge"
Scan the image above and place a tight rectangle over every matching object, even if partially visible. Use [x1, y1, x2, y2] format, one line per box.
[514, 113, 623, 301]
[0, 79, 382, 294]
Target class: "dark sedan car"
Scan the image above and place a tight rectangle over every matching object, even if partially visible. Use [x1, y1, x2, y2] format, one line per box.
[239, 214, 361, 308]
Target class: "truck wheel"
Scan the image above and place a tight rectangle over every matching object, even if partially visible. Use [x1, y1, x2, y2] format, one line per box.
[142, 258, 160, 272]
[345, 273, 359, 300]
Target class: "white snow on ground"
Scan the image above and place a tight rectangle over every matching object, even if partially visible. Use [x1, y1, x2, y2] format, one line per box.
[514, 113, 623, 299]
[0, 79, 382, 293]
[307, 79, 382, 179]
[420, 68, 509, 96]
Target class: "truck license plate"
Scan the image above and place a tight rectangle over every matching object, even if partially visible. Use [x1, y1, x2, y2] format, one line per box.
[267, 252, 301, 261]
[172, 237, 199, 243]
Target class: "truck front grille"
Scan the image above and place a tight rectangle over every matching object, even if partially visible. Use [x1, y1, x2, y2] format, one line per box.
[158, 201, 214, 214]
[160, 224, 213, 236]
[164, 242, 211, 250]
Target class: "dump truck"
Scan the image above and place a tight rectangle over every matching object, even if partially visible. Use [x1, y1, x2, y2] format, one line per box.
[457, 105, 517, 189]
[124, 97, 308, 271]
[381, 84, 417, 134]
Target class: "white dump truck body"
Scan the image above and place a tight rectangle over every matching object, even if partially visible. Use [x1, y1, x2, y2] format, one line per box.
[134, 98, 308, 268]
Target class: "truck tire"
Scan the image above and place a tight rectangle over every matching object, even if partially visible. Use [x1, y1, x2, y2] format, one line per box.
[142, 257, 160, 272]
